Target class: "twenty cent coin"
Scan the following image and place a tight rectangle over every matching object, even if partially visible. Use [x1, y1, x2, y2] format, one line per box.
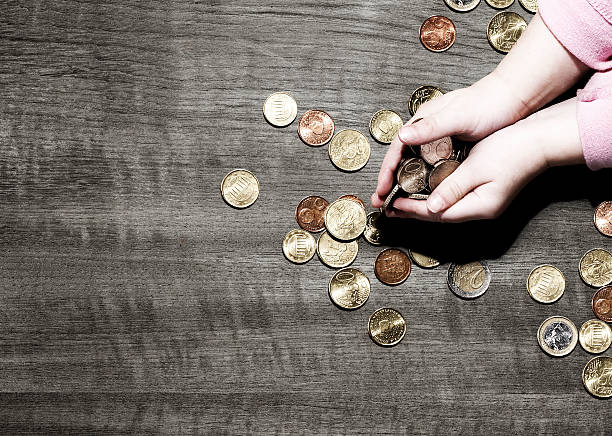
[420, 136, 453, 166]
[263, 92, 298, 127]
[325, 198, 367, 241]
[368, 308, 407, 347]
[409, 250, 441, 269]
[220, 169, 260, 209]
[583, 356, 612, 398]
[526, 264, 566, 304]
[296, 196, 329, 233]
[328, 129, 371, 172]
[592, 286, 612, 322]
[594, 201, 612, 237]
[537, 316, 578, 357]
[328, 268, 370, 310]
[409, 85, 444, 116]
[420, 16, 457, 53]
[518, 0, 537, 13]
[447, 261, 491, 299]
[317, 231, 359, 269]
[487, 11, 527, 53]
[297, 109, 335, 147]
[375, 248, 411, 285]
[369, 110, 403, 144]
[428, 159, 460, 191]
[444, 0, 481, 12]
[579, 248, 612, 288]
[282, 229, 316, 264]
[485, 0, 514, 8]
[579, 319, 612, 354]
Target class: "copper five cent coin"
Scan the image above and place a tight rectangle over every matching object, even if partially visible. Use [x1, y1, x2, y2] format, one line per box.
[594, 201, 612, 237]
[375, 248, 411, 286]
[593, 286, 612, 322]
[420, 137, 453, 166]
[368, 308, 407, 347]
[297, 109, 335, 147]
[420, 16, 456, 53]
[296, 196, 329, 233]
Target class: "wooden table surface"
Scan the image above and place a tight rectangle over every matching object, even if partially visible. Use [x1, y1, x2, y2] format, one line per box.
[1, 1, 611, 434]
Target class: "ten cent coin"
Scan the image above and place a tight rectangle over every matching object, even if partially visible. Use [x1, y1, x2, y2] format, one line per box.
[328, 268, 370, 310]
[594, 201, 612, 237]
[592, 286, 612, 322]
[297, 109, 335, 147]
[409, 85, 444, 116]
[487, 12, 527, 53]
[444, 0, 481, 12]
[583, 356, 612, 398]
[375, 248, 412, 285]
[296, 196, 329, 233]
[579, 319, 612, 354]
[328, 129, 371, 172]
[579, 248, 612, 288]
[420, 16, 457, 53]
[325, 198, 367, 241]
[220, 169, 260, 209]
[368, 308, 407, 347]
[282, 229, 316, 264]
[369, 110, 403, 144]
[447, 261, 491, 299]
[526, 264, 566, 304]
[263, 92, 298, 127]
[317, 231, 359, 269]
[537, 316, 578, 357]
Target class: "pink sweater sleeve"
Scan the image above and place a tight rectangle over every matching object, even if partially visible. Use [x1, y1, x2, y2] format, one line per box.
[539, 0, 612, 170]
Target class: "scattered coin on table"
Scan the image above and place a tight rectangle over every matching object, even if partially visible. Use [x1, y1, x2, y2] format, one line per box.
[485, 0, 515, 9]
[410, 85, 444, 116]
[338, 194, 366, 211]
[317, 231, 359, 269]
[594, 201, 612, 237]
[447, 261, 491, 299]
[592, 286, 612, 322]
[375, 248, 412, 286]
[369, 110, 403, 144]
[263, 92, 298, 127]
[363, 211, 385, 246]
[487, 11, 527, 53]
[420, 16, 457, 53]
[324, 198, 367, 241]
[582, 356, 612, 398]
[368, 308, 407, 347]
[298, 109, 335, 147]
[579, 319, 612, 354]
[282, 229, 316, 264]
[328, 268, 370, 310]
[220, 169, 260, 209]
[518, 0, 538, 13]
[409, 250, 441, 269]
[296, 196, 329, 233]
[579, 248, 612, 288]
[526, 264, 565, 304]
[328, 129, 371, 172]
[444, 0, 481, 12]
[537, 316, 578, 357]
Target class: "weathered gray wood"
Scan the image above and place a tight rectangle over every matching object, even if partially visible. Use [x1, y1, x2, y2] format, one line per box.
[0, 0, 610, 434]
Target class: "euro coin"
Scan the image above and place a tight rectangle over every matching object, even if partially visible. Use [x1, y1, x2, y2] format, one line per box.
[592, 286, 612, 322]
[397, 158, 428, 194]
[324, 198, 367, 241]
[420, 16, 457, 53]
[594, 201, 612, 237]
[409, 193, 429, 200]
[579, 319, 612, 354]
[487, 12, 527, 53]
[328, 268, 370, 310]
[447, 261, 491, 299]
[364, 211, 385, 246]
[526, 264, 565, 304]
[220, 169, 260, 209]
[428, 159, 460, 191]
[296, 196, 329, 233]
[518, 0, 537, 13]
[409, 86, 444, 116]
[485, 0, 514, 9]
[369, 110, 403, 144]
[444, 0, 481, 12]
[263, 92, 297, 127]
[375, 248, 411, 285]
[409, 250, 440, 269]
[582, 356, 612, 398]
[382, 184, 401, 213]
[420, 136, 453, 166]
[368, 308, 406, 347]
[317, 231, 358, 269]
[282, 229, 316, 264]
[328, 129, 371, 172]
[579, 248, 612, 288]
[537, 316, 578, 357]
[297, 109, 334, 147]
[338, 194, 366, 211]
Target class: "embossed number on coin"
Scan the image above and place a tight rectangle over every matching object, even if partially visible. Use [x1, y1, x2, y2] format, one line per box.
[369, 110, 403, 144]
[447, 261, 491, 299]
[324, 199, 367, 241]
[594, 201, 612, 237]
[410, 85, 444, 116]
[592, 286, 612, 322]
[298, 109, 335, 147]
[317, 231, 359, 269]
[487, 12, 527, 53]
[328, 129, 371, 172]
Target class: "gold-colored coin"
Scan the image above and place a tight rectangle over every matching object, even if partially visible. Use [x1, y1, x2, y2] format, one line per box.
[444, 0, 481, 12]
[220, 169, 260, 209]
[487, 12, 527, 54]
[583, 356, 612, 398]
[579, 319, 612, 354]
[369, 110, 403, 144]
[368, 308, 406, 347]
[262, 92, 297, 127]
[409, 85, 444, 116]
[328, 129, 371, 172]
[579, 248, 612, 288]
[324, 199, 367, 242]
[282, 229, 316, 264]
[317, 231, 358, 269]
[518, 0, 537, 13]
[328, 268, 370, 310]
[537, 316, 578, 357]
[409, 250, 440, 269]
[526, 265, 565, 304]
[364, 211, 385, 246]
[485, 0, 514, 9]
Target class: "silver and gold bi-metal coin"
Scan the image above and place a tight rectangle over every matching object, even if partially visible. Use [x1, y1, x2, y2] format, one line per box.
[221, 169, 260, 209]
[328, 129, 371, 172]
[583, 356, 612, 398]
[324, 199, 367, 241]
[487, 12, 527, 53]
[579, 248, 612, 288]
[447, 261, 491, 299]
[369, 110, 403, 144]
[263, 92, 298, 127]
[328, 268, 370, 310]
[368, 308, 406, 347]
[579, 319, 612, 354]
[537, 316, 578, 357]
[526, 265, 565, 304]
[282, 229, 316, 264]
[317, 231, 359, 269]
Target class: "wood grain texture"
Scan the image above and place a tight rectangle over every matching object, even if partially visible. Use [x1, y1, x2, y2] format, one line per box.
[0, 0, 611, 434]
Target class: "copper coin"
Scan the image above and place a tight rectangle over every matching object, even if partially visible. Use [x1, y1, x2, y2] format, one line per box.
[374, 248, 412, 286]
[420, 16, 456, 53]
[429, 160, 460, 191]
[420, 137, 453, 165]
[594, 201, 612, 237]
[593, 286, 612, 322]
[338, 194, 366, 211]
[295, 196, 329, 233]
[297, 109, 335, 147]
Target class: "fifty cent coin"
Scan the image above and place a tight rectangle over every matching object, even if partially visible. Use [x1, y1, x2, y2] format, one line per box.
[592, 286, 612, 322]
[338, 194, 366, 211]
[537, 316, 578, 357]
[282, 229, 316, 264]
[583, 356, 612, 398]
[298, 109, 334, 147]
[296, 196, 329, 233]
[447, 261, 491, 299]
[375, 248, 411, 285]
[329, 268, 370, 310]
[579, 319, 612, 354]
[368, 308, 407, 347]
[594, 201, 612, 237]
[328, 129, 371, 172]
[518, 0, 537, 13]
[420, 16, 456, 53]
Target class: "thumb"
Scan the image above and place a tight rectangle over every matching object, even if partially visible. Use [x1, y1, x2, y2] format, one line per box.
[426, 164, 479, 214]
[398, 110, 470, 146]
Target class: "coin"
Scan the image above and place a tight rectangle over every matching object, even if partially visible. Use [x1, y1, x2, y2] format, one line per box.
[297, 109, 335, 147]
[409, 250, 441, 269]
[592, 286, 612, 322]
[397, 158, 428, 194]
[487, 12, 527, 53]
[364, 211, 385, 246]
[317, 231, 359, 269]
[582, 356, 612, 398]
[537, 316, 578, 357]
[518, 0, 537, 13]
[328, 129, 371, 172]
[526, 264, 565, 304]
[409, 86, 444, 116]
[579, 248, 612, 288]
[368, 308, 406, 347]
[325, 199, 367, 241]
[369, 110, 403, 144]
[420, 137, 453, 166]
[282, 229, 316, 264]
[220, 169, 260, 209]
[375, 248, 411, 286]
[594, 201, 612, 237]
[420, 16, 456, 53]
[444, 0, 481, 12]
[263, 92, 298, 127]
[338, 194, 366, 211]
[447, 261, 491, 299]
[295, 196, 329, 233]
[428, 160, 460, 191]
[485, 0, 514, 8]
[409, 193, 429, 200]
[579, 319, 612, 354]
[382, 184, 401, 213]
[328, 268, 370, 310]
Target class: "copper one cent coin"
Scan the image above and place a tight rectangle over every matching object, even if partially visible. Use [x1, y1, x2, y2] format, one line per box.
[420, 136, 453, 165]
[295, 196, 329, 233]
[593, 286, 612, 322]
[594, 201, 612, 237]
[428, 160, 460, 191]
[375, 248, 412, 285]
[297, 109, 335, 147]
[420, 16, 456, 53]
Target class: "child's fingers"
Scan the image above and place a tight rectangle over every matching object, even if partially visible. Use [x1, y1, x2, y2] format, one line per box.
[436, 188, 501, 222]
[397, 101, 472, 146]
[375, 135, 405, 198]
[387, 198, 440, 221]
[426, 162, 483, 213]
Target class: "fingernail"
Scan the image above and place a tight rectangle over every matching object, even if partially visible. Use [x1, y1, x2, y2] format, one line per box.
[398, 127, 411, 144]
[427, 194, 445, 213]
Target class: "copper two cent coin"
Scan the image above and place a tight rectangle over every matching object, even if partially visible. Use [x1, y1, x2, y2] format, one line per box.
[594, 201, 612, 237]
[375, 248, 412, 285]
[298, 110, 335, 147]
[296, 196, 329, 232]
[420, 16, 457, 53]
[593, 286, 612, 322]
